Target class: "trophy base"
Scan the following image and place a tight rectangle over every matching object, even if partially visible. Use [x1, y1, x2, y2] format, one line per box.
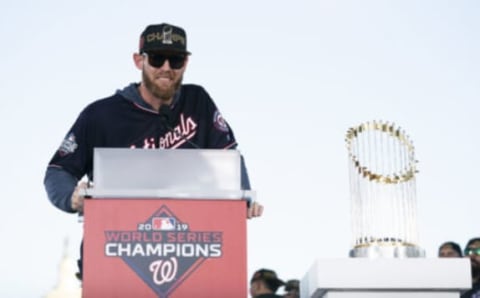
[350, 245, 425, 258]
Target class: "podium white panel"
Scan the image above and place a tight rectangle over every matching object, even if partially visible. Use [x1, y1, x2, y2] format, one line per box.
[302, 258, 471, 298]
[320, 292, 459, 298]
[93, 148, 241, 191]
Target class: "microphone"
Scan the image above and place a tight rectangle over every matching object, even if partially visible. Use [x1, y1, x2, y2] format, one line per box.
[158, 105, 201, 148]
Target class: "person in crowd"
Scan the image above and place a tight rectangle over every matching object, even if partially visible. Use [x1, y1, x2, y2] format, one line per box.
[250, 268, 286, 298]
[283, 279, 300, 298]
[438, 241, 463, 258]
[461, 237, 480, 298]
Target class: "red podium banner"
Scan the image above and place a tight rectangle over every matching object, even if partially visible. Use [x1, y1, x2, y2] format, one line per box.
[83, 198, 247, 298]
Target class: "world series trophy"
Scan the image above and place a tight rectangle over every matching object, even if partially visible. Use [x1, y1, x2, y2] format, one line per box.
[345, 120, 424, 258]
[299, 120, 471, 298]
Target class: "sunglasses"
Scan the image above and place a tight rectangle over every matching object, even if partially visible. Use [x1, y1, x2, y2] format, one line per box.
[143, 53, 186, 69]
[464, 247, 480, 256]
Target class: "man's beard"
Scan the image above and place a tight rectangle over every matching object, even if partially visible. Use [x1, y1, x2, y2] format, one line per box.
[142, 69, 183, 102]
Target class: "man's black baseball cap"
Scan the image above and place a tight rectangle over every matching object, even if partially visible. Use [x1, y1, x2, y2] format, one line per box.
[139, 23, 191, 55]
[251, 268, 285, 291]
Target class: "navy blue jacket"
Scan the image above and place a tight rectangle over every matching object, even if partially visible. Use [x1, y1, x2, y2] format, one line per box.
[44, 83, 250, 212]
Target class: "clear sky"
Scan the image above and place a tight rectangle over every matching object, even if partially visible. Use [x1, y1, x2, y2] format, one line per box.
[1, 0, 479, 297]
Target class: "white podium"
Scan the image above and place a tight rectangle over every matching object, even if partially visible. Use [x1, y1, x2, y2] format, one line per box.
[301, 258, 471, 298]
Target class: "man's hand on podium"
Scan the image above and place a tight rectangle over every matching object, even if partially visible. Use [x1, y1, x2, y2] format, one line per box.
[71, 181, 89, 213]
[247, 201, 263, 219]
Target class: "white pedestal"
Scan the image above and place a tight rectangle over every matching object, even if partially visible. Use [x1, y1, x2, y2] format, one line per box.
[301, 258, 471, 298]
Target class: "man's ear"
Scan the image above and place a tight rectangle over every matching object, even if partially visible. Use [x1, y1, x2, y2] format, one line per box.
[133, 53, 144, 70]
